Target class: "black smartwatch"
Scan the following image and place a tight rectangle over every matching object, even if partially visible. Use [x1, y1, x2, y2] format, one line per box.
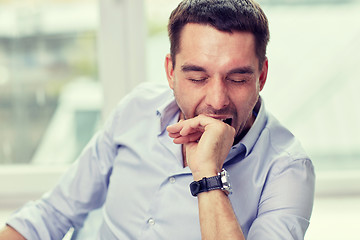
[190, 169, 232, 197]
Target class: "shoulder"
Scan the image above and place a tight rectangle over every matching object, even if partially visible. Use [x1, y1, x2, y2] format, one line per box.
[131, 82, 170, 97]
[112, 82, 171, 115]
[261, 112, 314, 176]
[120, 82, 171, 105]
[104, 82, 173, 135]
[266, 113, 308, 159]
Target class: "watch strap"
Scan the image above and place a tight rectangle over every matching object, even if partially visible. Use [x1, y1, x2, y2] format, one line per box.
[190, 175, 222, 197]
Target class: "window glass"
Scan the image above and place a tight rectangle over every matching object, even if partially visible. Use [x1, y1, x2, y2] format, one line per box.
[0, 0, 100, 165]
[145, 0, 360, 171]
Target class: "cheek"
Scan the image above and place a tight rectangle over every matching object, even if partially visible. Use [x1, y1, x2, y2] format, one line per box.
[232, 85, 259, 114]
[173, 83, 197, 117]
[179, 87, 207, 118]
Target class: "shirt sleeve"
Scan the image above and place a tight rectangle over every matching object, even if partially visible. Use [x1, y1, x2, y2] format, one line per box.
[247, 158, 315, 240]
[6, 106, 120, 240]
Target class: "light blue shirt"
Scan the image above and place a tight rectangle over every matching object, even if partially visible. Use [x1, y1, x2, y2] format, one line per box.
[7, 82, 315, 240]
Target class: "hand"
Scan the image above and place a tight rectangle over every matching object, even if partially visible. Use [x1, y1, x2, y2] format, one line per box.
[167, 115, 235, 180]
[0, 226, 26, 240]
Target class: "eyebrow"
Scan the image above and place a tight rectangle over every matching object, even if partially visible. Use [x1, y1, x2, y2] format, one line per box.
[181, 64, 206, 72]
[228, 66, 255, 75]
[181, 64, 255, 75]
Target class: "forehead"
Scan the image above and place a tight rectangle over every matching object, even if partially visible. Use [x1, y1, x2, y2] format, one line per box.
[176, 23, 258, 70]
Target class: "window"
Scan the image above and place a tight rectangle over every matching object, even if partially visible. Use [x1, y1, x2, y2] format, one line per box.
[0, 0, 100, 165]
[0, 1, 147, 231]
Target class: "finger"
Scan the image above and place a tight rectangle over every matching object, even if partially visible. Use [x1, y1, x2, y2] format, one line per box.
[186, 132, 203, 142]
[166, 122, 183, 134]
[167, 118, 202, 136]
[179, 123, 204, 136]
[168, 115, 226, 136]
[172, 135, 190, 144]
[168, 132, 181, 139]
[172, 132, 203, 144]
[195, 115, 236, 137]
[178, 115, 213, 136]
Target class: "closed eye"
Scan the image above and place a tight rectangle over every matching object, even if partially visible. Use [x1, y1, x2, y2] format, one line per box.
[226, 77, 247, 84]
[188, 77, 207, 82]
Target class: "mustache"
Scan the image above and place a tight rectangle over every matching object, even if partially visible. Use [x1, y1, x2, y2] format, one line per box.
[195, 106, 236, 116]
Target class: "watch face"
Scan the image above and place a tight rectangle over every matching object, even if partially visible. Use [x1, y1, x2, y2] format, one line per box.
[220, 169, 232, 195]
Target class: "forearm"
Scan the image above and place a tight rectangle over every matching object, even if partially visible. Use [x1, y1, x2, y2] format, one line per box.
[0, 225, 26, 240]
[167, 115, 242, 238]
[198, 190, 245, 240]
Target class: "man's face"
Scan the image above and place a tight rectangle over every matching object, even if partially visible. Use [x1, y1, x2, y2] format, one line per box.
[165, 23, 268, 141]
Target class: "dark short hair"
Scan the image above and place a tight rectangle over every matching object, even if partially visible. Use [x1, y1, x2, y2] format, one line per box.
[168, 0, 270, 70]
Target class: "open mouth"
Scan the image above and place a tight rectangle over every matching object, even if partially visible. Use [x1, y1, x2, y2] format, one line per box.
[222, 118, 233, 126]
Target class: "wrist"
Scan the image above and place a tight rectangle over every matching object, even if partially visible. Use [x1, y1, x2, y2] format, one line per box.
[190, 169, 232, 197]
[192, 169, 219, 181]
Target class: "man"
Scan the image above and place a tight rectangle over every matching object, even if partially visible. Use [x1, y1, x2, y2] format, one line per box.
[0, 0, 315, 239]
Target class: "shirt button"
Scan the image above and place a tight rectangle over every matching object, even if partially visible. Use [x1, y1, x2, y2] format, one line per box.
[169, 177, 176, 184]
[148, 218, 155, 225]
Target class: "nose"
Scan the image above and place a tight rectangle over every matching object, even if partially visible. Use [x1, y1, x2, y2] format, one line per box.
[205, 78, 230, 110]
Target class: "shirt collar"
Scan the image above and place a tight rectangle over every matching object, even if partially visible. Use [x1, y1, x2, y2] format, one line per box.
[226, 97, 268, 163]
[156, 90, 180, 134]
[239, 97, 267, 157]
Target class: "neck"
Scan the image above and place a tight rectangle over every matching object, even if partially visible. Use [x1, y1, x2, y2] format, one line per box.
[233, 98, 261, 145]
[233, 112, 255, 145]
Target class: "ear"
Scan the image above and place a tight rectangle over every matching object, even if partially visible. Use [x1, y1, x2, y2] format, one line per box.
[165, 54, 175, 89]
[259, 58, 268, 91]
